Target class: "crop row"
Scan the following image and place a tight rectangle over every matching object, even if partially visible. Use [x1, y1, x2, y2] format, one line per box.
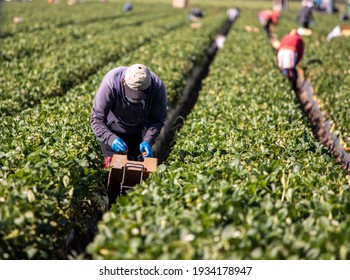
[1, 0, 147, 37]
[0, 3, 229, 259]
[0, 12, 187, 116]
[1, 10, 173, 62]
[86, 8, 350, 260]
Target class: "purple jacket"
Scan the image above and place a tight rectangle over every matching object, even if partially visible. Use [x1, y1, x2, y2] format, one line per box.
[90, 67, 167, 146]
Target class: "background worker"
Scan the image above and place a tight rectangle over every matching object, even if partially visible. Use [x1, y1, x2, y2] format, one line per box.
[123, 3, 133, 12]
[296, 1, 315, 29]
[277, 29, 304, 83]
[188, 7, 203, 22]
[257, 9, 281, 37]
[90, 64, 167, 168]
[188, 7, 204, 28]
[226, 7, 239, 22]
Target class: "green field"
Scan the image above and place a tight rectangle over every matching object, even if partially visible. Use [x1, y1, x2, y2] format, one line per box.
[1, 0, 350, 260]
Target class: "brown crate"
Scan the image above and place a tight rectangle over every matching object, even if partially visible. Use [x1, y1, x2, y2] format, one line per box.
[107, 154, 158, 198]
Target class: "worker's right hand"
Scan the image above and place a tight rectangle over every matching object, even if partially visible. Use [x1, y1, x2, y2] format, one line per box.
[111, 137, 128, 153]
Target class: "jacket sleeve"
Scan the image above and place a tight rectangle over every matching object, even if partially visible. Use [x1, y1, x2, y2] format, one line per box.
[143, 83, 167, 145]
[90, 78, 118, 147]
[296, 38, 304, 63]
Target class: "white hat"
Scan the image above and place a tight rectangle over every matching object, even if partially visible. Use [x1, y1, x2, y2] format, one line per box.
[124, 64, 151, 100]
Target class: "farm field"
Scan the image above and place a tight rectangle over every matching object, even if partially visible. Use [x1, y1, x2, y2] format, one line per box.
[1, 0, 350, 261]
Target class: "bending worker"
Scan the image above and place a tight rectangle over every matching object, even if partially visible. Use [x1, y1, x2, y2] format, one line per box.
[257, 9, 281, 37]
[277, 29, 304, 83]
[90, 64, 167, 168]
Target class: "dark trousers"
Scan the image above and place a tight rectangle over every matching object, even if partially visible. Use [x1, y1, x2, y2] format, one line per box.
[99, 132, 143, 160]
[301, 21, 309, 28]
[265, 20, 272, 38]
[282, 68, 298, 81]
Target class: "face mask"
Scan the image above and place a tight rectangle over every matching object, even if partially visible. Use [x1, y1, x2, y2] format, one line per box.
[125, 96, 145, 109]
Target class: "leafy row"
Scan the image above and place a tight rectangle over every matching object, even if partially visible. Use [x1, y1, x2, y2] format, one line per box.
[1, 0, 144, 37]
[0, 11, 187, 116]
[1, 10, 172, 62]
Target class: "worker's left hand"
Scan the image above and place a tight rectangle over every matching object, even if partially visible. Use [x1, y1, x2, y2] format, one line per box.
[140, 141, 153, 158]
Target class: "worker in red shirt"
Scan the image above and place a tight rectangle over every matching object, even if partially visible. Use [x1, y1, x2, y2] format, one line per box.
[277, 29, 304, 82]
[257, 9, 281, 37]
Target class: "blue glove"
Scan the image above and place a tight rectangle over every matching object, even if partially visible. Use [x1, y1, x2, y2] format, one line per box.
[111, 137, 128, 153]
[139, 141, 153, 158]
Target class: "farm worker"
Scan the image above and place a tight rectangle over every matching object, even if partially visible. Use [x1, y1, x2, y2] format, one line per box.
[226, 8, 239, 22]
[277, 29, 304, 82]
[188, 7, 204, 28]
[123, 3, 132, 12]
[296, 1, 315, 29]
[188, 7, 203, 22]
[314, 0, 321, 9]
[257, 9, 281, 37]
[90, 64, 167, 168]
[215, 34, 226, 49]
